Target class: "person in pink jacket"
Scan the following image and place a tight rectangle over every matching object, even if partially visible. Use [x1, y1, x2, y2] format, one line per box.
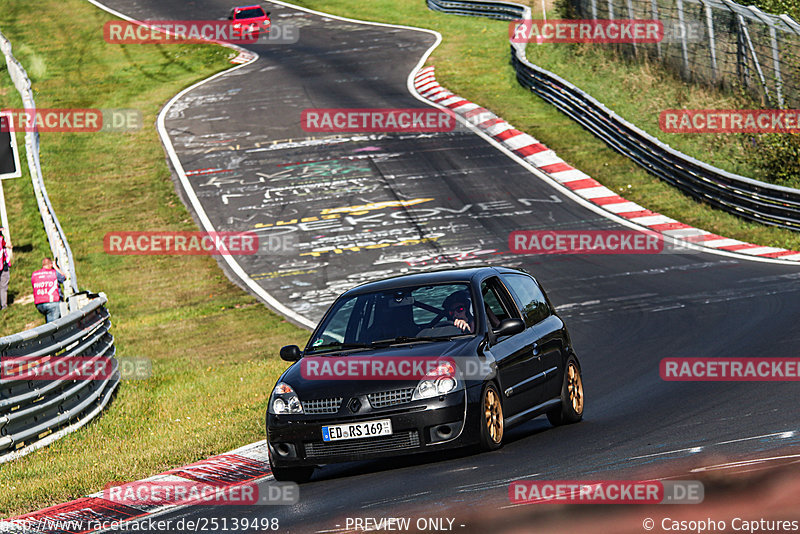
[31, 258, 66, 323]
[0, 227, 11, 310]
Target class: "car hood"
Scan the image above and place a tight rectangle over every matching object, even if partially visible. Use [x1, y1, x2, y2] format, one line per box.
[279, 337, 479, 399]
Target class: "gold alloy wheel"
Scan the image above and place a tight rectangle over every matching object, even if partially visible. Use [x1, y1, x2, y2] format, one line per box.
[484, 387, 504, 444]
[567, 363, 584, 415]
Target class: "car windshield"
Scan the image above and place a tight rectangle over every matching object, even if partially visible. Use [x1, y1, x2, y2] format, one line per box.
[235, 7, 266, 19]
[308, 283, 476, 352]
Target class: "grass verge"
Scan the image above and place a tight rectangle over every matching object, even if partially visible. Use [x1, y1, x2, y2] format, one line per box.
[0, 0, 307, 516]
[295, 0, 800, 251]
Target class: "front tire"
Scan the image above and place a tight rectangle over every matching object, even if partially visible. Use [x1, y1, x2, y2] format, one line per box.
[547, 355, 584, 426]
[479, 382, 504, 450]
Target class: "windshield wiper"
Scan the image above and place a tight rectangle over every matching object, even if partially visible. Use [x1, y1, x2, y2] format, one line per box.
[371, 336, 450, 346]
[310, 342, 374, 354]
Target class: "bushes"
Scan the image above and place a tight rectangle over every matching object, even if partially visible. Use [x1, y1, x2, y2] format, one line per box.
[753, 132, 800, 188]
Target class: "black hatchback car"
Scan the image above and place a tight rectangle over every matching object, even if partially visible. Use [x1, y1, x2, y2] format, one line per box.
[266, 267, 584, 482]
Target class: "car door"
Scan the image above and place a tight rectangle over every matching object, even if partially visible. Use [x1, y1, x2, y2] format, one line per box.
[501, 273, 565, 402]
[481, 276, 542, 417]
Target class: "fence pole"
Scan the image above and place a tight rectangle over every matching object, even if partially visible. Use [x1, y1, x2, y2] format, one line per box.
[748, 6, 786, 107]
[738, 13, 772, 104]
[650, 0, 662, 60]
[735, 8, 752, 90]
[703, 1, 719, 81]
[676, 0, 690, 76]
[626, 0, 638, 56]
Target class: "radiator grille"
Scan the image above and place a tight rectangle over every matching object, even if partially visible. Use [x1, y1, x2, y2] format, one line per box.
[305, 431, 420, 458]
[367, 388, 414, 408]
[303, 398, 342, 414]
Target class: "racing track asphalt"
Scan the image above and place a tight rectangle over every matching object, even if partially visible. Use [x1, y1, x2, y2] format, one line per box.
[90, 1, 800, 531]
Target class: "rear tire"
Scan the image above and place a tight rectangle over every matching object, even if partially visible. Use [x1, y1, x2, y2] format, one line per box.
[547, 355, 584, 426]
[479, 382, 504, 451]
[270, 464, 314, 483]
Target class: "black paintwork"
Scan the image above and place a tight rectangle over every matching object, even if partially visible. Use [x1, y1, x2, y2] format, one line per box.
[266, 266, 579, 469]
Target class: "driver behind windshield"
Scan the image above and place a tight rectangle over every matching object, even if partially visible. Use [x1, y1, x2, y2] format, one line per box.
[443, 290, 474, 333]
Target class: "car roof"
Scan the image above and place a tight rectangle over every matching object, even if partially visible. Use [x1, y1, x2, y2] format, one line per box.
[342, 266, 529, 296]
[233, 5, 264, 11]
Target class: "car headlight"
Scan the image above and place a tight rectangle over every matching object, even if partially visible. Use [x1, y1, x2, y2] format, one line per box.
[412, 361, 459, 400]
[270, 382, 304, 414]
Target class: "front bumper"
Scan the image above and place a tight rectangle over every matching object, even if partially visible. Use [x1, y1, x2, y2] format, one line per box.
[266, 389, 470, 467]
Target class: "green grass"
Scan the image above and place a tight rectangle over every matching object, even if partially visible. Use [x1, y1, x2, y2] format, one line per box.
[0, 0, 307, 516]
[294, 0, 800, 251]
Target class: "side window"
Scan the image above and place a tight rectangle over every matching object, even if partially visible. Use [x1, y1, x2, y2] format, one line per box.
[501, 274, 549, 328]
[480, 277, 518, 330]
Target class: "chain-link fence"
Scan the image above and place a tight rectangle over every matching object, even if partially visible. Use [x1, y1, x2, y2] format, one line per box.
[566, 0, 800, 108]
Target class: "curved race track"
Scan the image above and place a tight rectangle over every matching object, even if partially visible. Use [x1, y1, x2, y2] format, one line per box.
[91, 1, 800, 532]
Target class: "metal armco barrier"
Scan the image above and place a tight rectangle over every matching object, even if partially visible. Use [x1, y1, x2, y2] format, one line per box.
[0, 295, 119, 463]
[427, 0, 800, 230]
[427, 0, 526, 19]
[0, 25, 118, 462]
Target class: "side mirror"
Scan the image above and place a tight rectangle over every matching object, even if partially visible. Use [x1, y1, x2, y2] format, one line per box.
[228, 15, 233, 20]
[280, 345, 302, 362]
[266, 11, 271, 16]
[493, 318, 525, 337]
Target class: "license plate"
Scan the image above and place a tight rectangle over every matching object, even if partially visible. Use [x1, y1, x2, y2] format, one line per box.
[321, 419, 393, 442]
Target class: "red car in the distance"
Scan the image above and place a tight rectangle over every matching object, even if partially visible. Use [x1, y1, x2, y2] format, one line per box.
[228, 5, 271, 39]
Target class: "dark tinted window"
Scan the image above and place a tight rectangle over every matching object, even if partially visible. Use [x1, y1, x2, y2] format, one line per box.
[501, 274, 549, 327]
[307, 283, 474, 351]
[481, 277, 518, 330]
